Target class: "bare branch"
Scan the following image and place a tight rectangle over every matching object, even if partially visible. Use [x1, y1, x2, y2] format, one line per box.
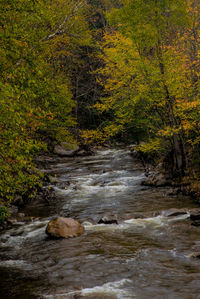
[41, 0, 86, 42]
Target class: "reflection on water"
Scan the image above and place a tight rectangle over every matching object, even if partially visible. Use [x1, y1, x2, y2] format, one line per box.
[0, 149, 200, 299]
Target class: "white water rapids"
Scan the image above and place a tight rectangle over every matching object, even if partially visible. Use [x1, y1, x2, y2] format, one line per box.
[0, 149, 200, 299]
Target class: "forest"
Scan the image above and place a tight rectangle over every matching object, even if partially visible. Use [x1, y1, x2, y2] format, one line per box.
[1, 0, 200, 220]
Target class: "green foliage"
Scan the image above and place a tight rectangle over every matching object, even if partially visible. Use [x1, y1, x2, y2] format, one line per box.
[0, 206, 9, 222]
[0, 0, 93, 213]
[1, 0, 200, 214]
[136, 138, 167, 163]
[137, 139, 163, 155]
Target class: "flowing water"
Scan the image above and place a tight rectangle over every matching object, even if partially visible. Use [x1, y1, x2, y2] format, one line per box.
[1, 149, 200, 299]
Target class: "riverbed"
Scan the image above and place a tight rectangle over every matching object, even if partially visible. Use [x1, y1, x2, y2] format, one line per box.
[0, 149, 200, 298]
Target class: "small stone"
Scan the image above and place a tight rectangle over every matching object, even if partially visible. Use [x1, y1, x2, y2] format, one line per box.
[98, 215, 118, 225]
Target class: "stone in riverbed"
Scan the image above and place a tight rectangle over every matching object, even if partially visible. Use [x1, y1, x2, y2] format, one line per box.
[46, 217, 84, 238]
[98, 215, 118, 225]
[162, 208, 188, 217]
[141, 172, 172, 187]
[54, 145, 76, 157]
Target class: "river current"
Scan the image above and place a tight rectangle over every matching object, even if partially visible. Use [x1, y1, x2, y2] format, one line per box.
[1, 149, 200, 298]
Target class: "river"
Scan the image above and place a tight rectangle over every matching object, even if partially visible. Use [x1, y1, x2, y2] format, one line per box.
[0, 149, 200, 299]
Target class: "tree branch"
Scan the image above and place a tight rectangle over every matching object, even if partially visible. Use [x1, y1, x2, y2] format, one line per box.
[41, 0, 86, 42]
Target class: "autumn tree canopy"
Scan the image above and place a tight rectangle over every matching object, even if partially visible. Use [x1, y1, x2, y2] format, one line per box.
[1, 0, 200, 218]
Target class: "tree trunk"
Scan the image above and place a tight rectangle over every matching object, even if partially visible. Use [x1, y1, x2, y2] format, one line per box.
[158, 58, 186, 176]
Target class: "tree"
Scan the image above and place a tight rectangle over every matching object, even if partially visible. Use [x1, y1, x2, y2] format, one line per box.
[95, 0, 200, 175]
[0, 0, 91, 216]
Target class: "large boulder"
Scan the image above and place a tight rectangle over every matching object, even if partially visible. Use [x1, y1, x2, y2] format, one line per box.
[46, 217, 84, 238]
[54, 143, 93, 157]
[54, 145, 77, 157]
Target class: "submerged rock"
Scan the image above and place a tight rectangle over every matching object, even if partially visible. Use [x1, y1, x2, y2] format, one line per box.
[46, 217, 84, 238]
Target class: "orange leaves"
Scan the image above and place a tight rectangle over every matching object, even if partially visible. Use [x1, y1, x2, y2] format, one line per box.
[47, 112, 54, 120]
[181, 119, 193, 131]
[24, 108, 54, 134]
[176, 99, 200, 110]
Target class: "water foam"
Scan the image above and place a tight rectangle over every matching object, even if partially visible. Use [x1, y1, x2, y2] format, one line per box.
[0, 220, 48, 249]
[43, 278, 133, 298]
[52, 185, 74, 195]
[124, 213, 189, 227]
[82, 279, 133, 298]
[124, 215, 165, 227]
[84, 222, 125, 232]
[83, 213, 190, 233]
[96, 149, 118, 156]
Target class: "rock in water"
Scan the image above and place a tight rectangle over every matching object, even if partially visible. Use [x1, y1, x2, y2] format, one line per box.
[98, 215, 118, 225]
[54, 145, 76, 157]
[162, 208, 188, 217]
[189, 252, 200, 259]
[190, 209, 200, 221]
[141, 172, 172, 187]
[46, 217, 84, 238]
